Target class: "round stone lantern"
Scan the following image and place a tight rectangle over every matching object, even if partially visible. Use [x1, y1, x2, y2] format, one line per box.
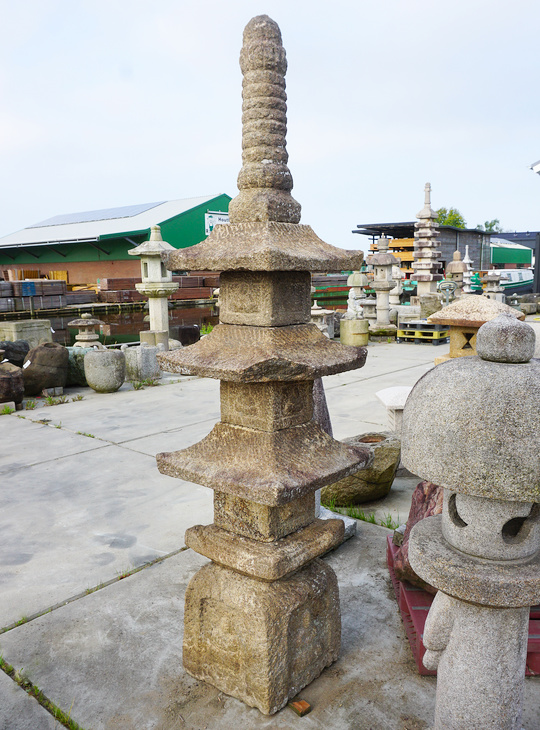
[128, 225, 179, 350]
[403, 313, 540, 730]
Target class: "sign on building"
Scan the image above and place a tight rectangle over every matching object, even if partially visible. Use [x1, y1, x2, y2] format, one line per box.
[205, 211, 229, 236]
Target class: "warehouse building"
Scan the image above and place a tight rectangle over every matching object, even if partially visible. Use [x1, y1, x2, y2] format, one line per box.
[0, 194, 231, 285]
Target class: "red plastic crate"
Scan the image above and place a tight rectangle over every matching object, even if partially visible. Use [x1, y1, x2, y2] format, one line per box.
[387, 535, 540, 676]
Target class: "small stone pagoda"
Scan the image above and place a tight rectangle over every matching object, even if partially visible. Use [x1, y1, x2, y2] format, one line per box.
[403, 313, 540, 729]
[411, 183, 443, 296]
[428, 295, 524, 365]
[155, 15, 371, 715]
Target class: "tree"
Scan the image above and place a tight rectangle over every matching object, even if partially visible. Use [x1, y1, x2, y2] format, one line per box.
[476, 219, 503, 233]
[436, 207, 467, 228]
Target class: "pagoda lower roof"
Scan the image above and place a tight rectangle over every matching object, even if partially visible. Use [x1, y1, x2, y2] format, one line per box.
[164, 221, 363, 272]
[157, 421, 372, 505]
[157, 323, 367, 381]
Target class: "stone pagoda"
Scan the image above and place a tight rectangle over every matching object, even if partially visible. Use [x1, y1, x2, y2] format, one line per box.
[155, 15, 371, 715]
[403, 313, 540, 729]
[411, 183, 443, 296]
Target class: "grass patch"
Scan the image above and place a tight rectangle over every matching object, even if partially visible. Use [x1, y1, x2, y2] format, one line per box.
[71, 395, 84, 402]
[0, 405, 15, 415]
[25, 399, 37, 410]
[0, 656, 84, 729]
[132, 377, 160, 390]
[322, 497, 400, 531]
[44, 395, 69, 406]
[76, 431, 95, 438]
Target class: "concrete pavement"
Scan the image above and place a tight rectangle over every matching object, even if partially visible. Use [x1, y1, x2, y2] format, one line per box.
[1, 331, 539, 729]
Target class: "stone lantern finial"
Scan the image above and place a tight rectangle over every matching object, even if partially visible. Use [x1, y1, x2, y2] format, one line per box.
[228, 15, 301, 225]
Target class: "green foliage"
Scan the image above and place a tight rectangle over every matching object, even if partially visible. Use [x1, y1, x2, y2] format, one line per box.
[0, 405, 15, 415]
[476, 219, 503, 233]
[71, 395, 84, 402]
[132, 377, 160, 390]
[24, 400, 37, 410]
[0, 656, 83, 729]
[321, 497, 400, 530]
[436, 207, 466, 228]
[44, 395, 68, 406]
[76, 431, 95, 438]
[200, 323, 214, 335]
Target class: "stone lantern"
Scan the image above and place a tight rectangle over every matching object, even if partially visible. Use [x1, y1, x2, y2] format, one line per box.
[445, 250, 468, 296]
[67, 313, 106, 349]
[128, 225, 179, 350]
[403, 313, 540, 729]
[367, 236, 397, 338]
[482, 270, 504, 302]
[154, 15, 371, 715]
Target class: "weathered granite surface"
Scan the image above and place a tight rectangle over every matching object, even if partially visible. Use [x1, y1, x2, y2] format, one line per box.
[402, 358, 540, 501]
[162, 15, 370, 715]
[157, 421, 371, 505]
[158, 323, 367, 381]
[185, 518, 344, 581]
[321, 432, 399, 506]
[183, 558, 340, 716]
[406, 314, 540, 730]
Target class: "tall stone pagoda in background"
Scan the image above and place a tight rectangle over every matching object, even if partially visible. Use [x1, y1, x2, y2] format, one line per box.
[412, 183, 443, 296]
[155, 15, 371, 715]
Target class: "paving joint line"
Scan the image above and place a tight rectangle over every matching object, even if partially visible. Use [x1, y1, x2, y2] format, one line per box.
[0, 546, 189, 635]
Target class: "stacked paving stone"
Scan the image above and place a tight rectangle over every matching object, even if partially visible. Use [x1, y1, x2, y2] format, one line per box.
[403, 313, 540, 729]
[412, 183, 443, 296]
[156, 15, 371, 715]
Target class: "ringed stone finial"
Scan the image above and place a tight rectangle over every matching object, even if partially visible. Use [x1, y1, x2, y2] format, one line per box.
[228, 15, 301, 224]
[417, 182, 437, 220]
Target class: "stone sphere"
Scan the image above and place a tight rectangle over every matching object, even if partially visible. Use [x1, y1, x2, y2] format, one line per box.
[84, 349, 125, 393]
[476, 312, 535, 363]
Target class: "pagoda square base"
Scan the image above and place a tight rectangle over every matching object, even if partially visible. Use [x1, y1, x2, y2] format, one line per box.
[183, 558, 341, 715]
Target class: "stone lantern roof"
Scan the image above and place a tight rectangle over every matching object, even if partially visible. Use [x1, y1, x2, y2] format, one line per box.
[428, 295, 524, 328]
[367, 236, 398, 267]
[128, 224, 175, 257]
[402, 313, 539, 502]
[347, 271, 368, 287]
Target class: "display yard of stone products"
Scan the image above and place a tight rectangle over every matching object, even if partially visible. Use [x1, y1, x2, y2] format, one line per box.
[2, 11, 540, 730]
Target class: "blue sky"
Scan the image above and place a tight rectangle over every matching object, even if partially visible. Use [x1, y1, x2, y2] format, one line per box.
[1, 0, 539, 255]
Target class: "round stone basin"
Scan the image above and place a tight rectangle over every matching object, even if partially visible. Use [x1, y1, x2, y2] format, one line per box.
[321, 431, 401, 506]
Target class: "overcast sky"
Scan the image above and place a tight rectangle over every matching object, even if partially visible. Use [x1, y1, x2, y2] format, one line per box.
[1, 0, 539, 255]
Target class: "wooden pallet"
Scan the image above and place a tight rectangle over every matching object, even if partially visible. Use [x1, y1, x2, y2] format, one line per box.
[386, 535, 540, 676]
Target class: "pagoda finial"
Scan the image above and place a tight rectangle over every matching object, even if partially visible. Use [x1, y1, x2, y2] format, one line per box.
[417, 181, 437, 220]
[228, 15, 301, 224]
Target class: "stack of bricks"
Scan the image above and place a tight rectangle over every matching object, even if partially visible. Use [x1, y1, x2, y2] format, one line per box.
[155, 15, 371, 715]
